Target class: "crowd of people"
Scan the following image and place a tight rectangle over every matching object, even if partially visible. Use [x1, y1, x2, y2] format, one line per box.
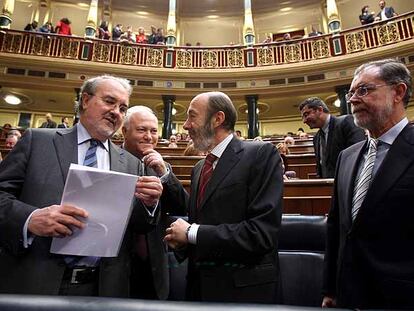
[359, 0, 398, 25]
[0, 57, 413, 309]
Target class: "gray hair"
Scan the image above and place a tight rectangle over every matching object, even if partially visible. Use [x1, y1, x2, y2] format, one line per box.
[205, 91, 237, 131]
[299, 97, 330, 113]
[76, 75, 132, 113]
[354, 58, 412, 107]
[123, 105, 157, 129]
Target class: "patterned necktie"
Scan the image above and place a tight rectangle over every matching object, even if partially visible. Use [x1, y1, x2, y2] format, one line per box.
[64, 139, 101, 267]
[351, 138, 378, 221]
[197, 153, 217, 209]
[83, 139, 99, 167]
[319, 130, 326, 165]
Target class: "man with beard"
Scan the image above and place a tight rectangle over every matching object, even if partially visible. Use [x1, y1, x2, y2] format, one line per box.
[322, 59, 414, 309]
[299, 97, 365, 178]
[0, 75, 163, 297]
[122, 106, 188, 300]
[164, 91, 283, 303]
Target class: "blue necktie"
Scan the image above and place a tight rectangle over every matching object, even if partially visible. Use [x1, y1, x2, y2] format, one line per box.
[64, 139, 101, 267]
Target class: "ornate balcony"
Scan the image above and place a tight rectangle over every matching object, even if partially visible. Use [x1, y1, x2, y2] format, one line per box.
[0, 11, 413, 70]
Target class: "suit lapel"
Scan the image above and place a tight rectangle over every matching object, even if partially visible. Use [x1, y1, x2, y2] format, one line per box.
[53, 125, 78, 182]
[325, 116, 336, 163]
[357, 124, 414, 220]
[199, 137, 242, 210]
[109, 141, 125, 173]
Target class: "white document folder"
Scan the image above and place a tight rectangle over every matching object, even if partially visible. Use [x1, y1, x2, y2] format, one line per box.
[50, 164, 138, 257]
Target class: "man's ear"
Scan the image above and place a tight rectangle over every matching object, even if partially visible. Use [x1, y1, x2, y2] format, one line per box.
[121, 125, 127, 137]
[393, 82, 408, 105]
[80, 92, 90, 111]
[213, 111, 225, 128]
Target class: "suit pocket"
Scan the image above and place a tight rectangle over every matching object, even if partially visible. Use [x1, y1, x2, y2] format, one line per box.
[233, 263, 277, 288]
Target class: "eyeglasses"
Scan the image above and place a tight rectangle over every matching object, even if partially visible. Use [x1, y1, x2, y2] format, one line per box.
[345, 84, 391, 102]
[88, 93, 128, 116]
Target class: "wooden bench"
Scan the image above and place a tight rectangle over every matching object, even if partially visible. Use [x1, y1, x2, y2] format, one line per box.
[156, 147, 187, 156]
[285, 154, 317, 179]
[287, 144, 314, 154]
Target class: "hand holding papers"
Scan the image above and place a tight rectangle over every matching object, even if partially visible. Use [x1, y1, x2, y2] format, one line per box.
[50, 164, 138, 257]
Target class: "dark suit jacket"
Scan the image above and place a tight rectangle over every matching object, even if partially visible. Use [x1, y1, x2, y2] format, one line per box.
[376, 7, 396, 20]
[139, 163, 188, 300]
[323, 123, 414, 309]
[40, 120, 57, 128]
[314, 115, 365, 178]
[57, 123, 67, 128]
[0, 126, 156, 297]
[185, 136, 283, 303]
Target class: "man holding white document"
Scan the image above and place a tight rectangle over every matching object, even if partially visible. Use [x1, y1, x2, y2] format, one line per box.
[0, 75, 163, 297]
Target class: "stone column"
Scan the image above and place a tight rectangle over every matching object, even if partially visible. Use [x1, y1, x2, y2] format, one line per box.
[85, 0, 98, 38]
[162, 95, 175, 139]
[246, 95, 259, 139]
[243, 0, 255, 46]
[0, 0, 15, 28]
[166, 0, 177, 46]
[326, 0, 341, 33]
[335, 85, 350, 115]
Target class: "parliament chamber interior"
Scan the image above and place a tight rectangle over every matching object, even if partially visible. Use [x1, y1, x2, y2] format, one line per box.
[0, 0, 413, 309]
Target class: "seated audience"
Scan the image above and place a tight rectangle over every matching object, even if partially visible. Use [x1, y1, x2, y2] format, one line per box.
[308, 26, 323, 37]
[0, 123, 12, 139]
[284, 135, 295, 146]
[299, 132, 309, 139]
[283, 33, 291, 41]
[360, 5, 375, 25]
[148, 26, 157, 44]
[168, 135, 178, 148]
[112, 24, 123, 41]
[55, 18, 72, 35]
[262, 35, 272, 43]
[39, 113, 57, 128]
[58, 117, 70, 128]
[24, 20, 38, 32]
[136, 27, 148, 44]
[5, 134, 18, 149]
[154, 28, 166, 45]
[176, 133, 182, 141]
[39, 22, 53, 33]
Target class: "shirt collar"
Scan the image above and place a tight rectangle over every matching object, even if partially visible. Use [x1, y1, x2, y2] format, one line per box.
[322, 114, 331, 133]
[377, 117, 408, 146]
[210, 133, 234, 159]
[77, 122, 109, 151]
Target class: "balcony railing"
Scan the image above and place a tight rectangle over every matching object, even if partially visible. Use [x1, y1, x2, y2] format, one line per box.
[0, 11, 413, 70]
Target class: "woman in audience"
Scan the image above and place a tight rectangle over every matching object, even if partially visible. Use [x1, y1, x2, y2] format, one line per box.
[55, 18, 72, 35]
[97, 21, 110, 39]
[136, 27, 148, 44]
[176, 133, 182, 141]
[359, 5, 375, 24]
[39, 22, 53, 33]
[168, 135, 178, 148]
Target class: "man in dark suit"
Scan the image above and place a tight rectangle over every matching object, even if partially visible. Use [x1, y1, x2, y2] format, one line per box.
[375, 0, 397, 21]
[57, 117, 69, 128]
[299, 97, 365, 178]
[322, 59, 413, 309]
[165, 91, 283, 303]
[39, 112, 57, 128]
[0, 75, 163, 297]
[122, 106, 188, 300]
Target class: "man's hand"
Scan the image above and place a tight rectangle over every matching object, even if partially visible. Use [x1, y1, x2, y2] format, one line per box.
[164, 218, 190, 249]
[28, 205, 88, 237]
[142, 149, 167, 177]
[135, 176, 163, 207]
[322, 296, 336, 308]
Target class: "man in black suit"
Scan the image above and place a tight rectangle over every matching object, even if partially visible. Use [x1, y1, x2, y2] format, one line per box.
[165, 91, 283, 303]
[299, 97, 365, 178]
[57, 117, 69, 128]
[322, 59, 413, 309]
[0, 75, 163, 297]
[122, 106, 188, 300]
[39, 112, 57, 128]
[375, 0, 397, 21]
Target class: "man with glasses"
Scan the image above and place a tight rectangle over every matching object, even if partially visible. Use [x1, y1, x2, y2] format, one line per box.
[0, 75, 163, 297]
[299, 97, 365, 178]
[322, 59, 413, 309]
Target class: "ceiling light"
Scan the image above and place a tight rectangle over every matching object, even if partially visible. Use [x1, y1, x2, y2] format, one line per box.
[136, 11, 148, 15]
[78, 3, 89, 8]
[334, 99, 341, 107]
[4, 94, 21, 105]
[172, 108, 177, 116]
[207, 15, 219, 19]
[280, 7, 292, 12]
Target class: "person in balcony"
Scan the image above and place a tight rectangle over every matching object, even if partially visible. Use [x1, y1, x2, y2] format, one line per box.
[55, 18, 72, 36]
[359, 6, 375, 25]
[39, 22, 53, 33]
[375, 0, 398, 21]
[112, 24, 123, 41]
[147, 26, 157, 44]
[136, 27, 148, 44]
[24, 20, 38, 32]
[283, 33, 291, 41]
[97, 21, 110, 40]
[308, 26, 323, 37]
[39, 113, 57, 128]
[154, 28, 166, 45]
[120, 26, 136, 43]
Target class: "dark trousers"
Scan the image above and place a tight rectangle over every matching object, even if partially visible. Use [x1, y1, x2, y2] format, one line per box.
[129, 255, 157, 299]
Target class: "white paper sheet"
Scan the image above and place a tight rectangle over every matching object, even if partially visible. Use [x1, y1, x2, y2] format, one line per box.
[50, 164, 138, 257]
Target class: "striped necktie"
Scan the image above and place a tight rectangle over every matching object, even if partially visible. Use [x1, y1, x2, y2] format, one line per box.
[197, 153, 217, 209]
[351, 138, 378, 221]
[83, 139, 99, 167]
